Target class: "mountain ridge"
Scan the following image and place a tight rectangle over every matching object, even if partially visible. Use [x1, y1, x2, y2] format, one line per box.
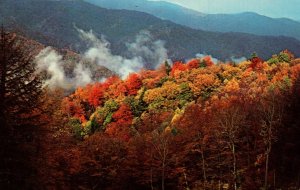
[1, 0, 300, 61]
[85, 0, 300, 40]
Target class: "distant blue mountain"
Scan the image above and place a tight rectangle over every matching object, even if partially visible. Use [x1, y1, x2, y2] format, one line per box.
[85, 0, 300, 40]
[2, 0, 300, 62]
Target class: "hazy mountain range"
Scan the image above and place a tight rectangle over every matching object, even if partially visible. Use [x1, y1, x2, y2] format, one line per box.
[1, 0, 300, 62]
[85, 0, 300, 40]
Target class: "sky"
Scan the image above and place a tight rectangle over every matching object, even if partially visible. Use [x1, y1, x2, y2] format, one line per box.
[151, 0, 300, 20]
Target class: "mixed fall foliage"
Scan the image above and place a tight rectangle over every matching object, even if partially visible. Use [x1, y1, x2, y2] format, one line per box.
[59, 52, 300, 190]
[1, 30, 300, 190]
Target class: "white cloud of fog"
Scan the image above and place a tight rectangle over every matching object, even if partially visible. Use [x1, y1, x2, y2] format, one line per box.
[230, 56, 247, 63]
[126, 30, 168, 68]
[73, 63, 93, 87]
[195, 53, 247, 64]
[195, 53, 218, 63]
[35, 47, 92, 90]
[35, 28, 168, 90]
[35, 47, 68, 89]
[78, 29, 168, 79]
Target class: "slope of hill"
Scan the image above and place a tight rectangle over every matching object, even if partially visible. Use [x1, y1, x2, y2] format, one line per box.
[15, 34, 114, 89]
[1, 0, 300, 61]
[85, 0, 300, 40]
[60, 54, 300, 190]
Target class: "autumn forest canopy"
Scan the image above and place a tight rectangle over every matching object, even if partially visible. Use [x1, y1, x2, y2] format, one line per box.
[1, 28, 300, 190]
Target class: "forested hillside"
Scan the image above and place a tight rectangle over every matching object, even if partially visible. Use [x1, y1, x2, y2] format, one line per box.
[30, 50, 300, 189]
[1, 27, 300, 190]
[2, 0, 300, 61]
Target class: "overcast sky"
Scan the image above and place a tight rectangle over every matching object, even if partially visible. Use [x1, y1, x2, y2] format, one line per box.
[151, 0, 300, 20]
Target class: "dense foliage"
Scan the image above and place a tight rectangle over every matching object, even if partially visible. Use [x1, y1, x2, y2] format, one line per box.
[1, 28, 300, 189]
[57, 53, 300, 190]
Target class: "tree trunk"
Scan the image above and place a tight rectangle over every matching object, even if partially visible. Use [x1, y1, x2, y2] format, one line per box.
[150, 150, 154, 190]
[232, 143, 237, 190]
[264, 125, 272, 190]
[218, 147, 223, 190]
[201, 150, 207, 189]
[264, 151, 269, 190]
[150, 165, 154, 190]
[162, 162, 165, 190]
[183, 171, 189, 190]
